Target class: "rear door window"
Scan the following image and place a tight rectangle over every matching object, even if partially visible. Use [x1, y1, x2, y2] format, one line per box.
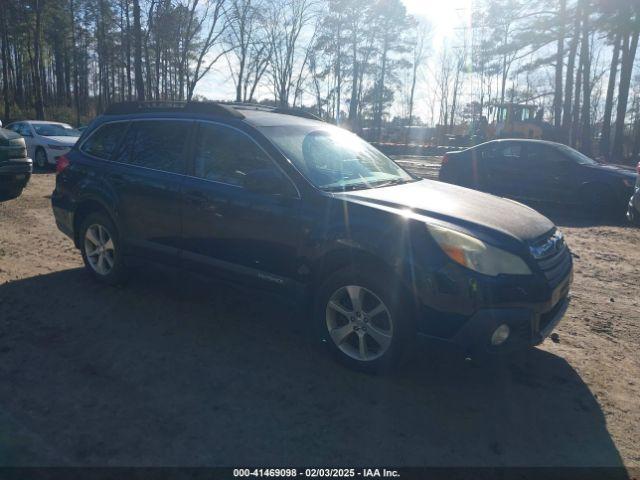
[116, 120, 190, 174]
[81, 122, 129, 160]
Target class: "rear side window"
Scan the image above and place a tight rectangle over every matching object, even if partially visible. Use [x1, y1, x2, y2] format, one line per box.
[193, 123, 280, 186]
[482, 144, 522, 161]
[116, 120, 190, 174]
[82, 122, 129, 160]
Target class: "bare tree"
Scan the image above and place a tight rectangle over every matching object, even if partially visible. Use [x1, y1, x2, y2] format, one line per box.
[406, 20, 431, 130]
[267, 0, 315, 107]
[224, 0, 271, 102]
[133, 0, 144, 100]
[186, 0, 230, 100]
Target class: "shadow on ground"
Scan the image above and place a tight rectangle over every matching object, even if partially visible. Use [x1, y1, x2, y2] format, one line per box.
[0, 266, 627, 470]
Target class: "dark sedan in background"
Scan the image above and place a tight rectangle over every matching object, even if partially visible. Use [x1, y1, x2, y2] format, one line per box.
[439, 139, 637, 216]
[0, 127, 32, 201]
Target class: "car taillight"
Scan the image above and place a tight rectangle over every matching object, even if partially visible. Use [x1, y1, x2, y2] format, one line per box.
[56, 155, 70, 174]
[442, 153, 449, 166]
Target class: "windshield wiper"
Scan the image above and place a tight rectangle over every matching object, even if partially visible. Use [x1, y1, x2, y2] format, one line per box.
[368, 178, 410, 188]
[323, 182, 371, 192]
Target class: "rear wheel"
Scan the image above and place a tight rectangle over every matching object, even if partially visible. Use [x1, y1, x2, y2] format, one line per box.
[315, 266, 416, 373]
[34, 147, 48, 170]
[79, 212, 128, 285]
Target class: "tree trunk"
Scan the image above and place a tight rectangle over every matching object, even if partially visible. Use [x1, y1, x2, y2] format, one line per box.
[612, 30, 639, 161]
[32, 0, 46, 119]
[348, 27, 359, 127]
[1, 7, 11, 121]
[571, 56, 582, 147]
[579, 7, 591, 156]
[133, 0, 145, 101]
[553, 0, 566, 127]
[69, 0, 81, 126]
[600, 33, 621, 159]
[562, 0, 582, 140]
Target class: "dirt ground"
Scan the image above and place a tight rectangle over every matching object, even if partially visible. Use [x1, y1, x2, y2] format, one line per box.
[0, 167, 639, 468]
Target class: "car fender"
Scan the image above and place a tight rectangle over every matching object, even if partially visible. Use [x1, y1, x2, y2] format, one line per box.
[308, 202, 421, 292]
[71, 177, 123, 244]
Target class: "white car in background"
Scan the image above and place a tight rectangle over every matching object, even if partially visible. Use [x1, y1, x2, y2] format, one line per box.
[5, 121, 81, 170]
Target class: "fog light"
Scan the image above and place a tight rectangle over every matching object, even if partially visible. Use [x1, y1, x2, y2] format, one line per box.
[491, 324, 510, 346]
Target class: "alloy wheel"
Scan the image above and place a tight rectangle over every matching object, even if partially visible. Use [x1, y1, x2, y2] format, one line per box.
[35, 149, 47, 169]
[84, 224, 116, 276]
[325, 285, 393, 361]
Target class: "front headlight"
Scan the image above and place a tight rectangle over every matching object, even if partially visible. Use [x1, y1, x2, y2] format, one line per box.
[427, 224, 531, 276]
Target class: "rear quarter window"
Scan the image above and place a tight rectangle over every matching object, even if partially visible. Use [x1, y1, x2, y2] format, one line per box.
[81, 122, 129, 160]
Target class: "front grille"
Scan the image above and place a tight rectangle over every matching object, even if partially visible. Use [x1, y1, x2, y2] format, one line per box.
[530, 230, 572, 288]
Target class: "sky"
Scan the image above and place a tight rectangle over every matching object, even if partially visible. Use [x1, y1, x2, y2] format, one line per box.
[194, 0, 470, 118]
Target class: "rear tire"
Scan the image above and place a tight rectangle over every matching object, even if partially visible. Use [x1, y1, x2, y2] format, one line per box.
[34, 147, 48, 170]
[79, 212, 128, 285]
[314, 265, 417, 373]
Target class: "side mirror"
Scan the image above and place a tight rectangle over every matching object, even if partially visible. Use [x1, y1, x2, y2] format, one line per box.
[243, 168, 292, 196]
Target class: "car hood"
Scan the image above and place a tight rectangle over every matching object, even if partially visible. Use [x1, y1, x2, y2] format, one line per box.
[44, 136, 79, 146]
[334, 179, 554, 243]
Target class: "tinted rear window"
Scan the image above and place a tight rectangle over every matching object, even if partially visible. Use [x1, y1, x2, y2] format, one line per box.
[82, 122, 129, 160]
[116, 120, 190, 174]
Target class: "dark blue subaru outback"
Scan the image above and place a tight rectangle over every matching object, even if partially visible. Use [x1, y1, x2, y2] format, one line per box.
[52, 102, 572, 371]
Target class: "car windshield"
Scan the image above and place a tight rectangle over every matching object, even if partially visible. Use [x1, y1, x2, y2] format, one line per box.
[32, 123, 80, 137]
[258, 125, 415, 191]
[556, 144, 598, 165]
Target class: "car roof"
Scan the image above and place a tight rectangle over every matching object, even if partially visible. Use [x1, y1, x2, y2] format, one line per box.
[99, 102, 326, 129]
[475, 138, 563, 149]
[23, 120, 70, 125]
[238, 109, 324, 128]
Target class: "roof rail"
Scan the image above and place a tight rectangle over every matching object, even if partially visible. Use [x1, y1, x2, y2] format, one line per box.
[103, 101, 245, 119]
[103, 100, 323, 122]
[272, 107, 322, 121]
[229, 103, 323, 121]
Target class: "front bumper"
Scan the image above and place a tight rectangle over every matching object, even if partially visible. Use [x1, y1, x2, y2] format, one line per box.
[0, 159, 32, 191]
[448, 284, 571, 355]
[412, 244, 573, 355]
[45, 146, 72, 164]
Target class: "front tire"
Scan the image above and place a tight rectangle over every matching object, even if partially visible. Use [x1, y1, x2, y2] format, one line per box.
[0, 187, 23, 201]
[314, 266, 416, 373]
[79, 212, 128, 285]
